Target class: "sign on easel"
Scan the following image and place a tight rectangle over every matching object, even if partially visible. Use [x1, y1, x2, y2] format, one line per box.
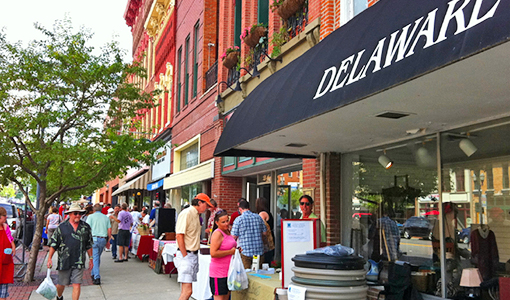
[281, 218, 320, 288]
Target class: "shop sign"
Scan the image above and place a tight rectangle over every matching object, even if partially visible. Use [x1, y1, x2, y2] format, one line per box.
[152, 143, 171, 181]
[314, 0, 502, 100]
[147, 178, 164, 191]
[257, 173, 272, 185]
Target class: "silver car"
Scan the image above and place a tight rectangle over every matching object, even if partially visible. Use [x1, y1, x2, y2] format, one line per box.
[0, 202, 20, 239]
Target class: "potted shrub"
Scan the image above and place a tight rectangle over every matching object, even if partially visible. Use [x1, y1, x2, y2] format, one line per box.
[271, 0, 305, 20]
[241, 24, 268, 48]
[221, 46, 240, 69]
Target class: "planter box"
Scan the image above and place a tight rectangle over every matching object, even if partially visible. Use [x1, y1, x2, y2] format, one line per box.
[222, 51, 239, 69]
[277, 0, 305, 20]
[243, 26, 267, 48]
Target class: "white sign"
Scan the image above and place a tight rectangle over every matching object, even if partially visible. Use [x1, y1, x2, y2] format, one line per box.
[286, 221, 311, 243]
[152, 142, 171, 181]
[288, 285, 306, 300]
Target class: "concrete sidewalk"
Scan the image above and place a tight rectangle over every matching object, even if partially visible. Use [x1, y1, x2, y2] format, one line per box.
[30, 251, 182, 300]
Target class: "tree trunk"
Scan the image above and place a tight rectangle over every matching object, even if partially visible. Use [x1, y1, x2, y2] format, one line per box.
[23, 199, 48, 283]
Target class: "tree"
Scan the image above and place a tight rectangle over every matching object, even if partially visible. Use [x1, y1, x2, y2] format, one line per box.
[0, 183, 16, 198]
[0, 19, 163, 282]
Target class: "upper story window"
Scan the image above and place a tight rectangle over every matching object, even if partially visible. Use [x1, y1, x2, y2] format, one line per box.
[176, 47, 182, 113]
[184, 35, 190, 106]
[179, 142, 199, 171]
[193, 21, 199, 98]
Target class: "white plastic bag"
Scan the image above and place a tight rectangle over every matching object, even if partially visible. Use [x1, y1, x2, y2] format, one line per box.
[36, 269, 57, 300]
[227, 249, 248, 291]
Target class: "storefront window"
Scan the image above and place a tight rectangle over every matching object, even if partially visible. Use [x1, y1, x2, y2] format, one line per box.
[181, 182, 202, 206]
[345, 136, 441, 295]
[179, 143, 199, 171]
[441, 119, 510, 297]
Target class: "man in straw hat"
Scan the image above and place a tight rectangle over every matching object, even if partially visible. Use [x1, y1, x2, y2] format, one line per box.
[47, 202, 93, 300]
[175, 193, 212, 300]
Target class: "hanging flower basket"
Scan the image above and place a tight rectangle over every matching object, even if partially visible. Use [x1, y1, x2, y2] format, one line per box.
[243, 26, 268, 48]
[222, 51, 240, 69]
[277, 0, 305, 20]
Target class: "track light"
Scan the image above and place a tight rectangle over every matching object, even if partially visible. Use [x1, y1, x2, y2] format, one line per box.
[459, 138, 477, 157]
[378, 154, 393, 169]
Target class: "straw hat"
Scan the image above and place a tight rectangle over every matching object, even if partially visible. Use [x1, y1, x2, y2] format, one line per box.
[65, 202, 85, 214]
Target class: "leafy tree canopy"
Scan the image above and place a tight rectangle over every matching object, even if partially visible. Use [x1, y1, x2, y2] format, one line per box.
[0, 18, 164, 281]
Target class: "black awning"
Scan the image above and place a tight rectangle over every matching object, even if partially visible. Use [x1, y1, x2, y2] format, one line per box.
[214, 0, 510, 158]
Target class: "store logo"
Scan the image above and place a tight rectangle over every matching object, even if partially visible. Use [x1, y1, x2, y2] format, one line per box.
[313, 0, 501, 100]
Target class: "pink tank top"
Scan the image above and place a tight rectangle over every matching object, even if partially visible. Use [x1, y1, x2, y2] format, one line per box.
[209, 229, 237, 278]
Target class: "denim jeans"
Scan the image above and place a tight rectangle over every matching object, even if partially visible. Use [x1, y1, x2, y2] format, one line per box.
[91, 237, 107, 279]
[111, 234, 118, 258]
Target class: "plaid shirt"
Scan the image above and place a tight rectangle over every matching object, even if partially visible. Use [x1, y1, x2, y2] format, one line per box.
[231, 210, 267, 256]
[378, 216, 400, 261]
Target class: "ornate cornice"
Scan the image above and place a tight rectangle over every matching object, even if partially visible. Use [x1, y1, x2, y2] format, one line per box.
[124, 0, 143, 27]
[155, 62, 173, 92]
[144, 0, 175, 41]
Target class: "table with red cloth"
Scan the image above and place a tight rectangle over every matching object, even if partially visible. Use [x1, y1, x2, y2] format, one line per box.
[130, 233, 154, 260]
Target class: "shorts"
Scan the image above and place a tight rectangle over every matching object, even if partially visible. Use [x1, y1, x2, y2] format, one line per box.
[174, 251, 199, 283]
[58, 267, 84, 285]
[210, 277, 229, 296]
[117, 229, 131, 247]
[0, 284, 9, 298]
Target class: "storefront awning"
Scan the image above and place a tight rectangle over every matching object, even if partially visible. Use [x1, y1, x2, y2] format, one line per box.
[112, 169, 152, 196]
[163, 159, 214, 190]
[214, 0, 510, 158]
[147, 178, 165, 191]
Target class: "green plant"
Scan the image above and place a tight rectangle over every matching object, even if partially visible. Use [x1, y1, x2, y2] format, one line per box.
[244, 48, 254, 66]
[270, 0, 285, 11]
[271, 26, 288, 58]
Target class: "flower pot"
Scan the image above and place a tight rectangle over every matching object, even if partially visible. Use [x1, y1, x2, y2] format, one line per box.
[243, 26, 267, 48]
[222, 51, 239, 69]
[277, 0, 305, 20]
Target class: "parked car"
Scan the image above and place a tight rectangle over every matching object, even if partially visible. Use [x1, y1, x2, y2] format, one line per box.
[457, 227, 471, 244]
[0, 202, 20, 239]
[403, 216, 432, 239]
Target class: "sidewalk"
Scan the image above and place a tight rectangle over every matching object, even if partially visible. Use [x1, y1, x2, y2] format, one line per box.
[8, 244, 92, 300]
[29, 250, 182, 300]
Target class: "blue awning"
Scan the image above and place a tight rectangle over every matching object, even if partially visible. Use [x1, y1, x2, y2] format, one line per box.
[147, 178, 165, 191]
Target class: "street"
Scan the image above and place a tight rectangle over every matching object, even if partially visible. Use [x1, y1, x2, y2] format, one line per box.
[400, 238, 470, 259]
[29, 251, 182, 300]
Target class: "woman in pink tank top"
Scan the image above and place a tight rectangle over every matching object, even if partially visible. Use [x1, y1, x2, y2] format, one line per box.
[209, 210, 237, 300]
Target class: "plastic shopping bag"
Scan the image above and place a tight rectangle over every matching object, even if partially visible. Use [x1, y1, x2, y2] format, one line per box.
[227, 249, 248, 291]
[36, 269, 57, 300]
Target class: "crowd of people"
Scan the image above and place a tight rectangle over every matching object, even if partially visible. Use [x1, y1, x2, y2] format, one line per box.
[0, 193, 323, 300]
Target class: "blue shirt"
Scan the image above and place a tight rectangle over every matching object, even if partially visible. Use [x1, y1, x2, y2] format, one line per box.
[86, 211, 111, 237]
[231, 210, 266, 256]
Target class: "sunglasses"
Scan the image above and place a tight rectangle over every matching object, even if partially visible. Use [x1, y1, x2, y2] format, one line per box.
[215, 209, 225, 215]
[299, 202, 311, 206]
[70, 212, 84, 216]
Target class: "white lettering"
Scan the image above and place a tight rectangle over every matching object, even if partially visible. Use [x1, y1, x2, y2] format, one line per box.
[346, 49, 366, 85]
[313, 67, 337, 99]
[330, 55, 355, 92]
[360, 37, 387, 79]
[466, 0, 501, 29]
[436, 0, 470, 43]
[383, 18, 423, 68]
[407, 9, 439, 57]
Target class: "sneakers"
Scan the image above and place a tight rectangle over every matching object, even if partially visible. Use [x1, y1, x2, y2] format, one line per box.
[57, 296, 63, 300]
[93, 278, 101, 285]
[112, 256, 117, 259]
[105, 248, 111, 252]
[114, 259, 123, 263]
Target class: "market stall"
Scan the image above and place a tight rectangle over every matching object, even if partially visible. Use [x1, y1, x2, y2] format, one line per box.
[130, 232, 154, 260]
[231, 273, 281, 300]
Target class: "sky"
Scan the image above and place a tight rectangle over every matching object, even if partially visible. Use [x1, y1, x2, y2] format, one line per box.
[0, 0, 133, 60]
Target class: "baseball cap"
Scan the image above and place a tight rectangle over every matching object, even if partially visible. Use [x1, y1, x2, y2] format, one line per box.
[107, 208, 114, 213]
[195, 193, 212, 207]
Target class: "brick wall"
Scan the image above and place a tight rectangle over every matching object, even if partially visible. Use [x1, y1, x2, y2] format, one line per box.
[217, 0, 236, 86]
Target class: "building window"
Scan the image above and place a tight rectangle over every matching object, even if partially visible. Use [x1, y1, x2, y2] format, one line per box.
[184, 35, 190, 106]
[257, 0, 269, 25]
[234, 0, 242, 47]
[193, 21, 199, 98]
[176, 47, 182, 113]
[179, 143, 199, 171]
[223, 157, 235, 167]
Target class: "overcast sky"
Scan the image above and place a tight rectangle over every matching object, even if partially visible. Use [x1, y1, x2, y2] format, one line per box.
[0, 0, 133, 60]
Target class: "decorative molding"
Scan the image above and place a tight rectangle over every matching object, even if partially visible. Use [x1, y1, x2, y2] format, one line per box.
[144, 0, 175, 40]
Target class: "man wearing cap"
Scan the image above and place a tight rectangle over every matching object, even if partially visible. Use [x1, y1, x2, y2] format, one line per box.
[109, 205, 121, 260]
[47, 203, 93, 300]
[174, 193, 211, 300]
[102, 203, 111, 215]
[86, 204, 111, 285]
